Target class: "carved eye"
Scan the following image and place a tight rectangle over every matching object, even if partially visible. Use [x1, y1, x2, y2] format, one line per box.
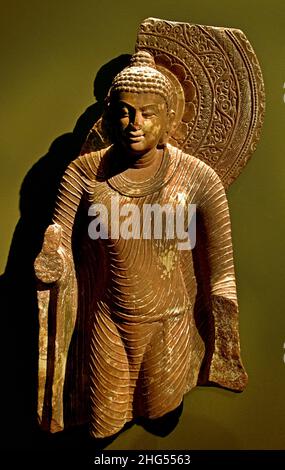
[118, 107, 129, 118]
[142, 110, 156, 118]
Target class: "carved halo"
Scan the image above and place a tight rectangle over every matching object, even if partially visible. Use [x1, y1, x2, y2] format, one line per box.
[135, 18, 265, 188]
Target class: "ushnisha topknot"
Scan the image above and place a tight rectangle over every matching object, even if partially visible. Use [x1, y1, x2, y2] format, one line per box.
[109, 51, 173, 109]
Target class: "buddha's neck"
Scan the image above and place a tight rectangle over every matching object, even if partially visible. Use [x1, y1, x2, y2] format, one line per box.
[123, 147, 161, 169]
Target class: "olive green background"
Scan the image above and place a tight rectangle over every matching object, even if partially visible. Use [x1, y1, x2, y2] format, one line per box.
[1, 0, 284, 450]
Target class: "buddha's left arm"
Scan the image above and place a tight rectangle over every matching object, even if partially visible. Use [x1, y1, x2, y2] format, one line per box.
[198, 169, 248, 391]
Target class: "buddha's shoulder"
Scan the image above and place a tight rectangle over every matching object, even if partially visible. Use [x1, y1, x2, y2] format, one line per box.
[167, 143, 220, 182]
[69, 145, 112, 178]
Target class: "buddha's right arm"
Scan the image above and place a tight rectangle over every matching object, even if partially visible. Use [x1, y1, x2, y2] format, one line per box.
[34, 159, 87, 284]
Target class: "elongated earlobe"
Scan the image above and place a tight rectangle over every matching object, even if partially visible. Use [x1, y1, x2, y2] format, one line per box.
[157, 131, 169, 148]
[101, 97, 116, 142]
[157, 109, 175, 147]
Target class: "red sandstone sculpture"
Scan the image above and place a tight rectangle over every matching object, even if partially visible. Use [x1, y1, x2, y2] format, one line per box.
[34, 18, 265, 438]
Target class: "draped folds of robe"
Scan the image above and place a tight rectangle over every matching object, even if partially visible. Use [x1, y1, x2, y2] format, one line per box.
[35, 143, 247, 438]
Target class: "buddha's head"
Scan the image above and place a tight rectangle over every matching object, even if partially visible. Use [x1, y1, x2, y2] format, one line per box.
[105, 51, 175, 157]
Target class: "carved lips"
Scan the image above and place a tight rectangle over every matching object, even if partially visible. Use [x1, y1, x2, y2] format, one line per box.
[126, 130, 145, 143]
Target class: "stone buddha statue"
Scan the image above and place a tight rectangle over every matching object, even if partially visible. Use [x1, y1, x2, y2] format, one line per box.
[34, 49, 249, 439]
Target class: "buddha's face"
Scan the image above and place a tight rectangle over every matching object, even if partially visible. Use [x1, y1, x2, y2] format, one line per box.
[111, 92, 169, 156]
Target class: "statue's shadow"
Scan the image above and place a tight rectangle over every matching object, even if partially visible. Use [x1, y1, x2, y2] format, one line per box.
[0, 53, 183, 452]
[34, 402, 184, 452]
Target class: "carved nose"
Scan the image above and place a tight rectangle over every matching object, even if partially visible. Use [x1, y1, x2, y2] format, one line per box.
[133, 111, 143, 129]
